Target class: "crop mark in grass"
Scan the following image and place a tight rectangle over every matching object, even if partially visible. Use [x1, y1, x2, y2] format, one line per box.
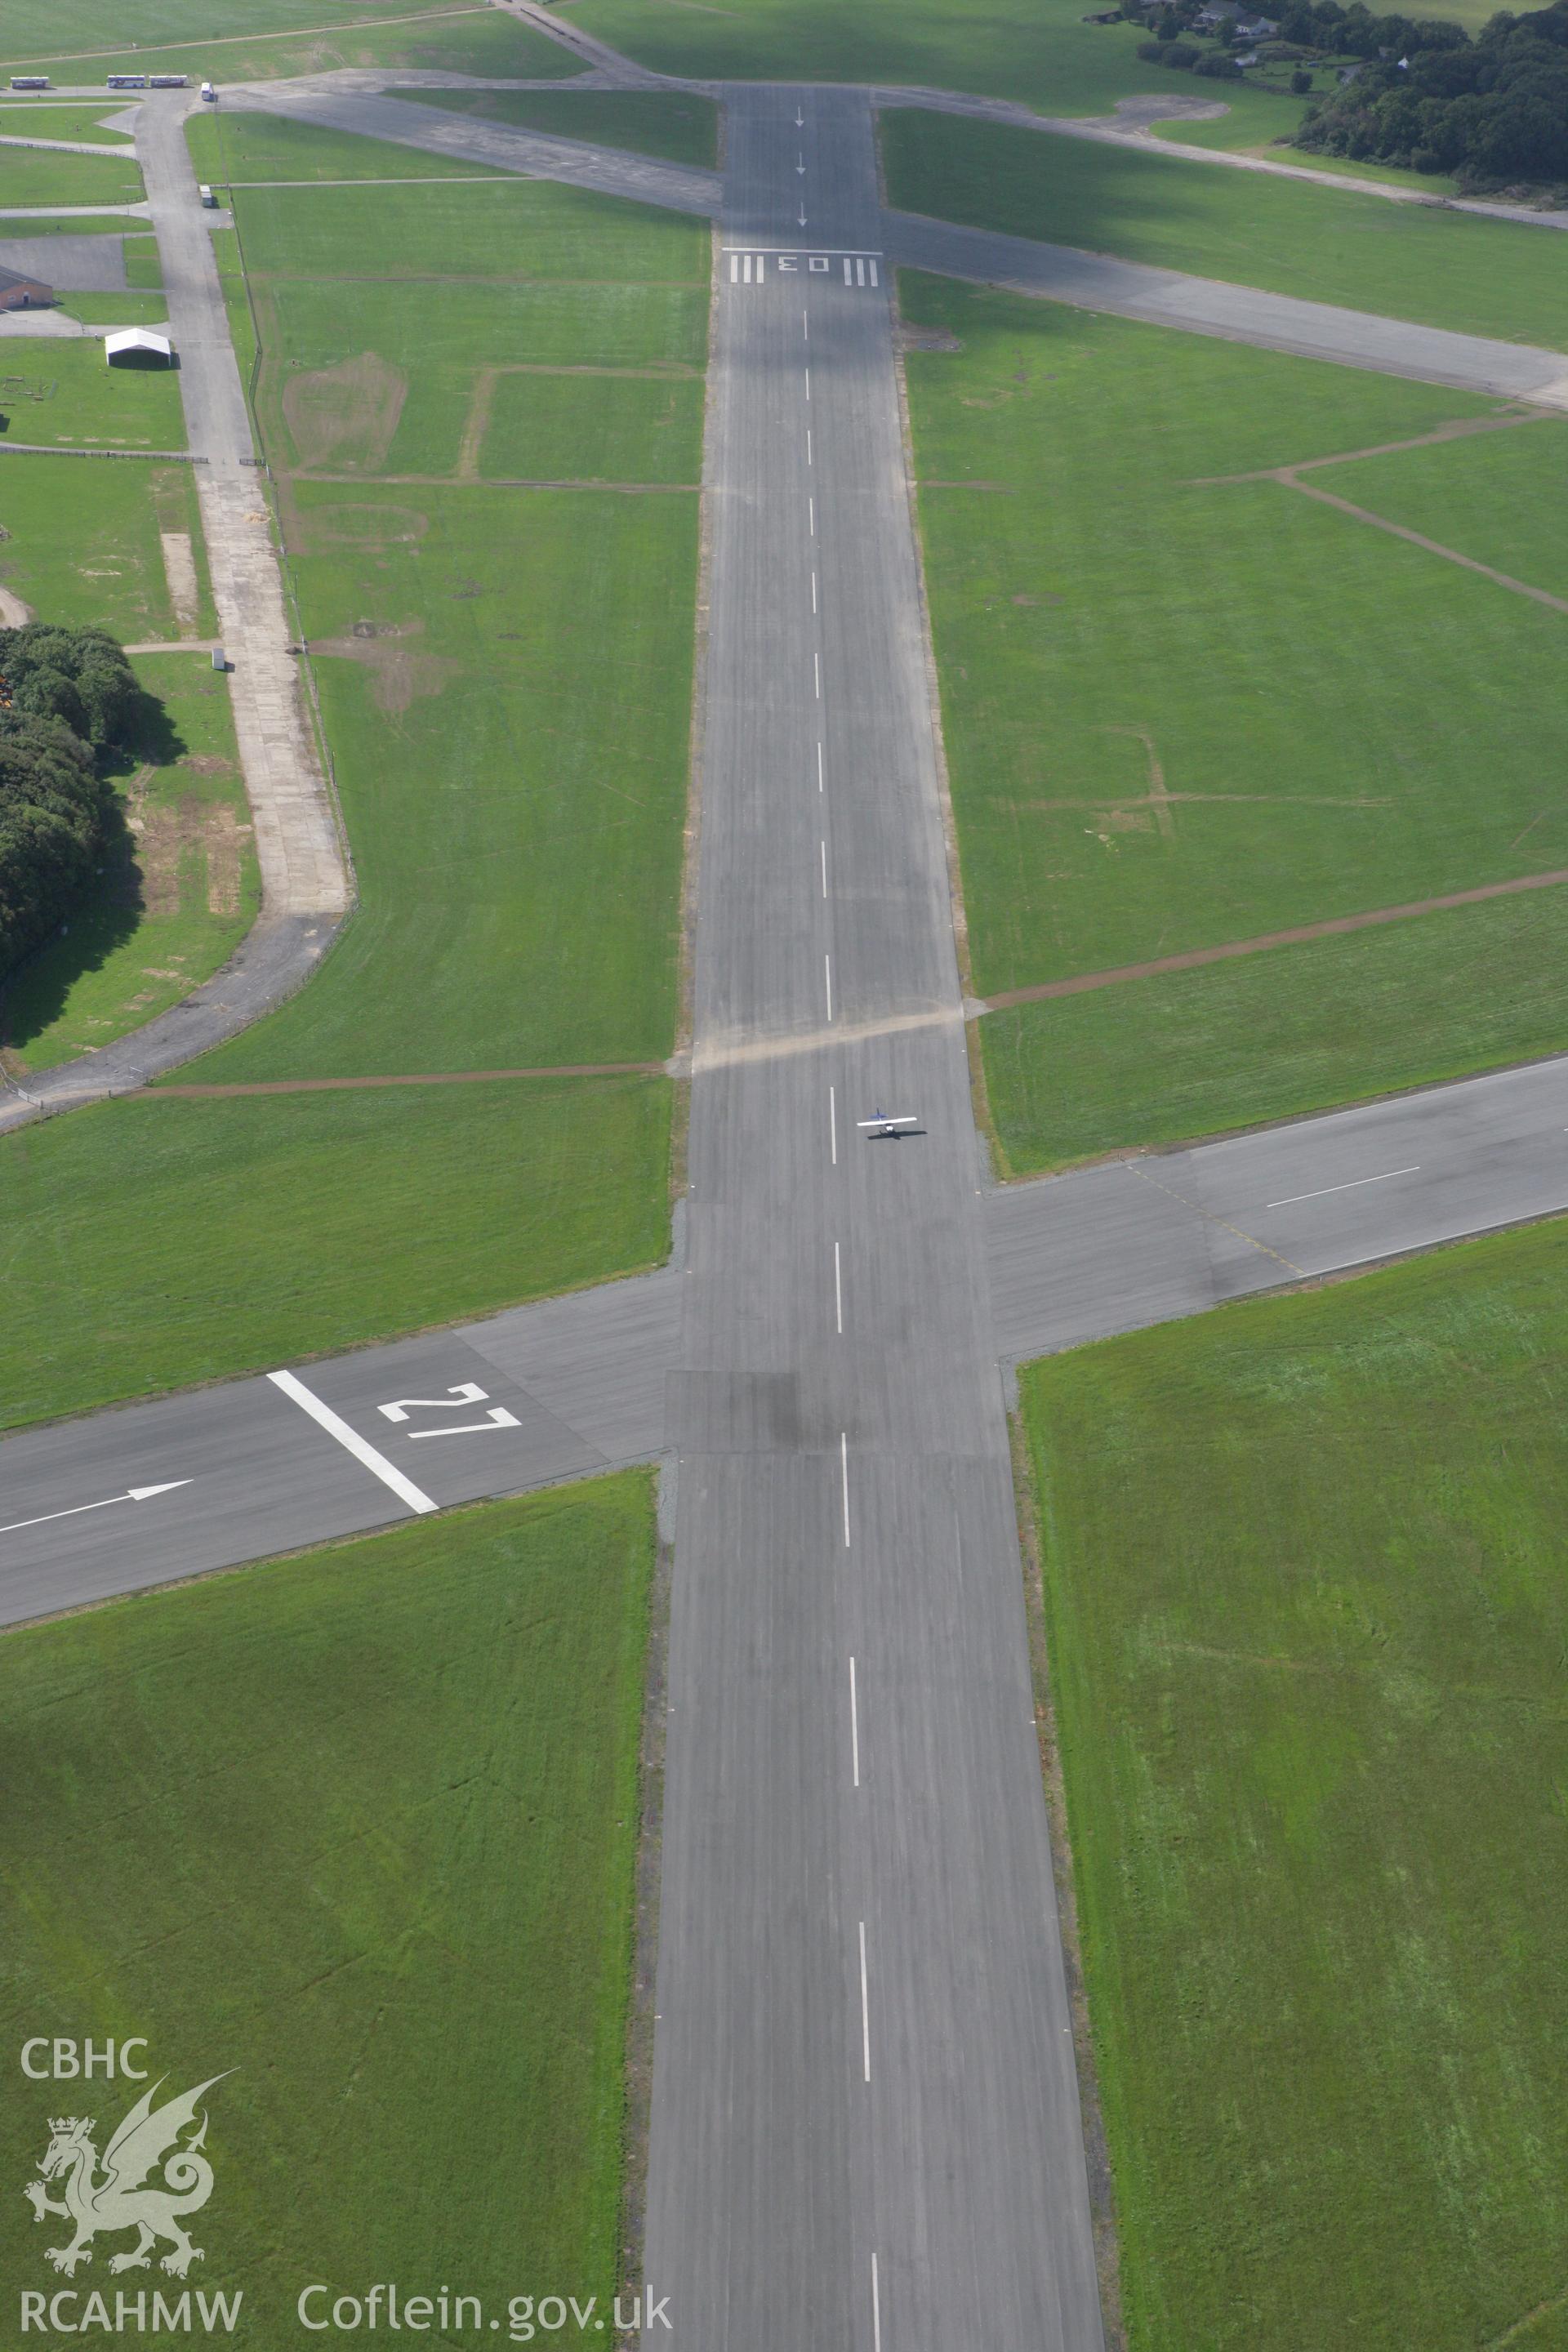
[309, 619, 459, 715]
[1189, 404, 1555, 488]
[1281, 477, 1568, 617]
[983, 868, 1568, 1009]
[283, 351, 407, 473]
[1482, 2282, 1568, 2350]
[1125, 1156, 1306, 1279]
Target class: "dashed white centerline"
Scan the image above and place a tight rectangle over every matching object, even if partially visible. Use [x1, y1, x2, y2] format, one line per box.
[814, 649, 821, 699]
[808, 493, 815, 537]
[858, 1921, 871, 2082]
[806, 426, 813, 466]
[829, 1082, 838, 1165]
[849, 1654, 860, 1785]
[820, 836, 828, 898]
[267, 1369, 437, 1515]
[840, 1431, 851, 1548]
[1267, 1165, 1420, 1209]
[817, 738, 824, 792]
[811, 570, 817, 614]
[824, 951, 834, 1022]
[834, 1238, 843, 1331]
[804, 365, 811, 401]
[802, 305, 808, 340]
[871, 2255, 882, 2352]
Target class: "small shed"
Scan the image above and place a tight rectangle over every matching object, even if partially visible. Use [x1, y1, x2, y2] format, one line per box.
[105, 327, 173, 367]
[0, 263, 53, 313]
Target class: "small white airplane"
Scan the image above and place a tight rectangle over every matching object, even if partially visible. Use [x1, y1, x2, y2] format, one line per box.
[858, 1107, 919, 1141]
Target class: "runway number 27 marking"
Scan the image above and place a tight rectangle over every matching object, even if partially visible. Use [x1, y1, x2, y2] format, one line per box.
[377, 1383, 521, 1439]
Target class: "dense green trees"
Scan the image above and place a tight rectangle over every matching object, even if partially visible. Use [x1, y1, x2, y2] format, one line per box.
[1294, 0, 1568, 183]
[0, 626, 136, 981]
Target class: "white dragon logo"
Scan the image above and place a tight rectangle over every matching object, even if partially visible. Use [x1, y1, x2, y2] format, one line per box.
[23, 2074, 230, 2280]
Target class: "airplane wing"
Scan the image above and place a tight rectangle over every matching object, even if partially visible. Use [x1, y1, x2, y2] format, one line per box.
[856, 1115, 916, 1127]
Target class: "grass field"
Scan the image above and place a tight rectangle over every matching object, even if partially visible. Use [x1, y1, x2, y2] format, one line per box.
[1311, 419, 1568, 603]
[5, 9, 576, 87]
[0, 140, 142, 206]
[572, 0, 1499, 100]
[0, 332, 184, 448]
[0, 1473, 654, 2328]
[0, 1077, 671, 1428]
[1, 654, 257, 1077]
[390, 85, 721, 169]
[898, 274, 1568, 1163]
[185, 109, 506, 187]
[881, 111, 1568, 350]
[1022, 1218, 1568, 2350]
[176, 163, 703, 1080]
[0, 102, 141, 143]
[58, 289, 172, 327]
[983, 886, 1568, 1169]
[0, 452, 206, 638]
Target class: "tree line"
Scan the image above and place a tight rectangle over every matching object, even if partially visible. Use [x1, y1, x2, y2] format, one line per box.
[0, 625, 139, 984]
[1294, 0, 1568, 183]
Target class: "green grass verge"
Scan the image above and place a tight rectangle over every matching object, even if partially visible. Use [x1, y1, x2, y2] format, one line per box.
[0, 102, 140, 143]
[881, 110, 1568, 349]
[0, 142, 141, 205]
[897, 275, 1568, 1160]
[7, 8, 577, 87]
[58, 291, 172, 327]
[176, 166, 702, 1080]
[1, 653, 257, 1076]
[1022, 1218, 1568, 2350]
[0, 452, 204, 638]
[390, 85, 721, 170]
[1151, 100, 1458, 187]
[0, 1077, 671, 1428]
[185, 107, 508, 187]
[0, 1472, 653, 2328]
[0, 212, 137, 235]
[122, 228, 163, 289]
[983, 885, 1568, 1170]
[0, 330, 184, 447]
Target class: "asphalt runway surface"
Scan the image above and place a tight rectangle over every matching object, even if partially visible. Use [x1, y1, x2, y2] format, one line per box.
[7, 50, 1568, 2352]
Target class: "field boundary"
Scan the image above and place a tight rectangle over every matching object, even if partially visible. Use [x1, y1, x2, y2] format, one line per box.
[982, 867, 1568, 1010]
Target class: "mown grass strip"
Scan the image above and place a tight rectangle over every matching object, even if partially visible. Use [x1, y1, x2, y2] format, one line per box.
[1023, 1217, 1568, 2349]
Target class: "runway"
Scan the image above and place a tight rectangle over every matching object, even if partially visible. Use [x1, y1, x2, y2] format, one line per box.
[7, 51, 1568, 2352]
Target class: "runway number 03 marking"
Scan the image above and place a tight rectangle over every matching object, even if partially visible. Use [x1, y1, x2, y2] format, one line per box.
[724, 248, 881, 287]
[377, 1382, 522, 1439]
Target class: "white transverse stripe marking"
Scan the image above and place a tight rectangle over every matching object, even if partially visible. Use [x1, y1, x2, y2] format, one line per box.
[840, 1430, 851, 1548]
[267, 1368, 438, 1514]
[1267, 1165, 1420, 1209]
[849, 1654, 860, 1786]
[858, 1921, 871, 2081]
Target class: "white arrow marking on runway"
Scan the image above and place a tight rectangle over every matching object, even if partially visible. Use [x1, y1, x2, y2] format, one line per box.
[0, 1481, 191, 1538]
[797, 204, 808, 227]
[795, 107, 804, 126]
[796, 151, 805, 173]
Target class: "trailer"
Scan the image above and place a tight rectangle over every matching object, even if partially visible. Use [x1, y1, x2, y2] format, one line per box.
[9, 75, 50, 90]
[106, 73, 148, 88]
[149, 73, 189, 88]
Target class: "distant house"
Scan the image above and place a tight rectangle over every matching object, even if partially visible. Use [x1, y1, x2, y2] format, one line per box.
[0, 264, 53, 313]
[105, 327, 173, 366]
[1236, 11, 1279, 32]
[1194, 5, 1235, 26]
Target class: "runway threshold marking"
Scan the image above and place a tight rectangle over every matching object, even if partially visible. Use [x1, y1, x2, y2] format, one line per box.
[0, 1480, 190, 1539]
[267, 1368, 438, 1515]
[1267, 1165, 1420, 1209]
